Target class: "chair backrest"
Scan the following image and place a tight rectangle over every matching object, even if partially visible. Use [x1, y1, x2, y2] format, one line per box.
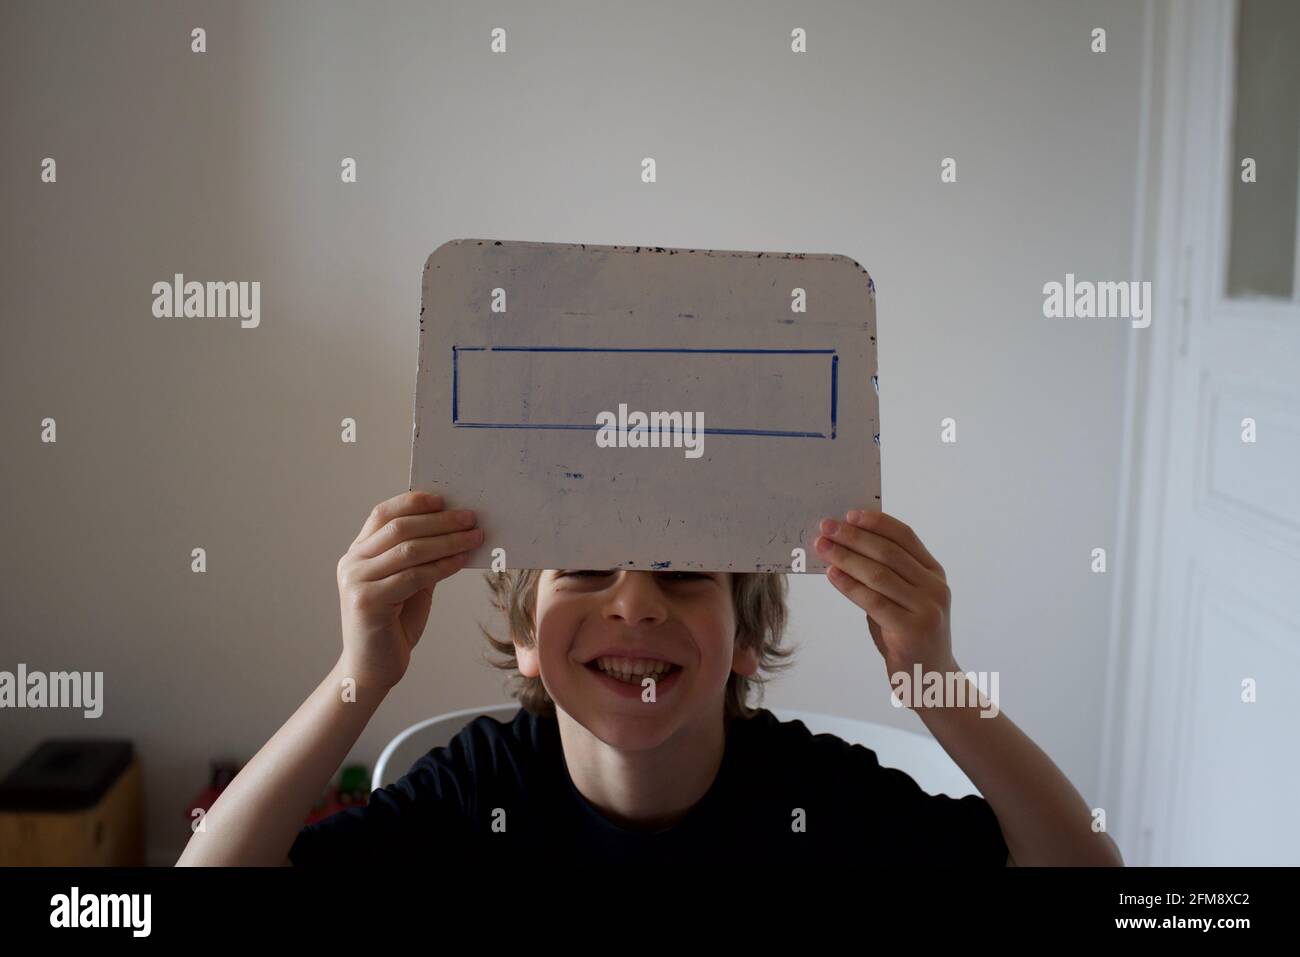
[372, 704, 979, 798]
[372, 703, 521, 790]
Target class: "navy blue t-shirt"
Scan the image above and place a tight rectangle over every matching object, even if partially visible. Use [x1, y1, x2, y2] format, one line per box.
[289, 707, 1009, 869]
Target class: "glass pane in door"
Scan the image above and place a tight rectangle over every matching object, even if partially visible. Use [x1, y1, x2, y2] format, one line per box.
[1225, 0, 1300, 300]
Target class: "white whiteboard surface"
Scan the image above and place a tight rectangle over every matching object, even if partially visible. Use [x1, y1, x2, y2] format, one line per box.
[409, 238, 880, 573]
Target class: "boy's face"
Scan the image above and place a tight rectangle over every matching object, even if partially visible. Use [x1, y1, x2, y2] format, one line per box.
[517, 570, 758, 749]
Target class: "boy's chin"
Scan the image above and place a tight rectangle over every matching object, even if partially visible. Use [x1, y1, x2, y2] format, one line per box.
[578, 713, 686, 752]
[565, 694, 725, 751]
[556, 688, 684, 741]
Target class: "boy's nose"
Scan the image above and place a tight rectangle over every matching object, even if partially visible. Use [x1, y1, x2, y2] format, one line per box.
[601, 571, 669, 625]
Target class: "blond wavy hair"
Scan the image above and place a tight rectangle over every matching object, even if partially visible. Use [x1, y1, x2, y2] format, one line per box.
[479, 570, 796, 720]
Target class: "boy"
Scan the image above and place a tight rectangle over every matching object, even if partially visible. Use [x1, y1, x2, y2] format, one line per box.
[176, 490, 1123, 868]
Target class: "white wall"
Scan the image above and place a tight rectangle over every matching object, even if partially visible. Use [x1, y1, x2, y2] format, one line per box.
[0, 0, 1144, 863]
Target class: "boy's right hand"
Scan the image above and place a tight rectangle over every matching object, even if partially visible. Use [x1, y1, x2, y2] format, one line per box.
[335, 491, 482, 692]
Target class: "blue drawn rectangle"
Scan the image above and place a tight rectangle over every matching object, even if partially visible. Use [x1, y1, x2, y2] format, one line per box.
[451, 346, 839, 439]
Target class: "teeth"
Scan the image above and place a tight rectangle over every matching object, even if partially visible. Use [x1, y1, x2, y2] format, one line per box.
[593, 655, 677, 683]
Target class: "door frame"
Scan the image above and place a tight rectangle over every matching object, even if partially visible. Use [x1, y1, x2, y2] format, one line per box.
[1101, 0, 1219, 867]
[1101, 0, 1300, 865]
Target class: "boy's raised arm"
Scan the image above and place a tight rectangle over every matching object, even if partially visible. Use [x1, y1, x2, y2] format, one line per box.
[915, 689, 1123, 866]
[176, 491, 481, 866]
[815, 508, 1123, 866]
[176, 661, 391, 866]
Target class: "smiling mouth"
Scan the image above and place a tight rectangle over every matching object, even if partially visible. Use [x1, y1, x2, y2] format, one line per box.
[584, 660, 683, 684]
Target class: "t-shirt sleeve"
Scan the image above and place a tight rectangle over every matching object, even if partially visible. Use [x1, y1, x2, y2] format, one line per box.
[833, 737, 1010, 865]
[288, 739, 475, 866]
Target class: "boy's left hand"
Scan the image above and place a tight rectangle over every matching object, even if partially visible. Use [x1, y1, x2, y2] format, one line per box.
[814, 509, 958, 678]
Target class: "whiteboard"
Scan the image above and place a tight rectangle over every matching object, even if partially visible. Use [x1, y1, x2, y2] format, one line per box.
[409, 238, 880, 573]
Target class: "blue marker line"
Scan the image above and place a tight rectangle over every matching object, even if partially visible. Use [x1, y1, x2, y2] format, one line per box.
[487, 346, 836, 355]
[452, 422, 828, 438]
[831, 354, 838, 440]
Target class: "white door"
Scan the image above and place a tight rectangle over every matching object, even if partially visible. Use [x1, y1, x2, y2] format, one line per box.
[1107, 0, 1300, 866]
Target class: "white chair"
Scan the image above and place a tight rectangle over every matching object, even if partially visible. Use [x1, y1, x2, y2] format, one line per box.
[372, 703, 979, 798]
[372, 703, 520, 790]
